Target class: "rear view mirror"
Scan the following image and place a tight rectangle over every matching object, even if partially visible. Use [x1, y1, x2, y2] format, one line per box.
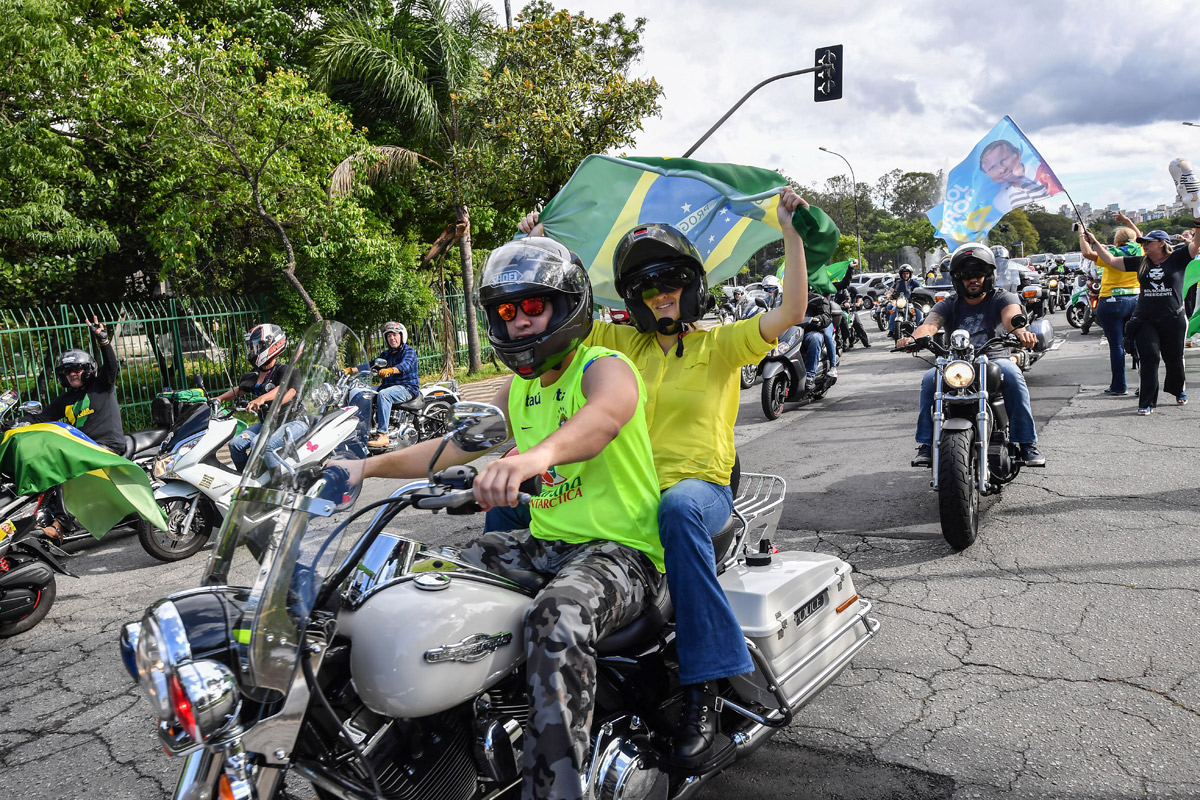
[18, 401, 42, 417]
[755, 297, 768, 309]
[449, 402, 509, 453]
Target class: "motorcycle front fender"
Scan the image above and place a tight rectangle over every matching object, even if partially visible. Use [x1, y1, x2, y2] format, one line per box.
[154, 481, 200, 503]
[760, 355, 800, 385]
[940, 418, 974, 433]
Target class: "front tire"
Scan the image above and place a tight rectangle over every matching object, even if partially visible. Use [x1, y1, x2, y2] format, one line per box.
[937, 429, 979, 550]
[1066, 304, 1085, 328]
[762, 373, 789, 420]
[138, 498, 212, 562]
[740, 363, 757, 389]
[0, 570, 56, 637]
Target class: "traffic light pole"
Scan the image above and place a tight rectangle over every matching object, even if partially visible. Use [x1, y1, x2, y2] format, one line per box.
[682, 46, 842, 158]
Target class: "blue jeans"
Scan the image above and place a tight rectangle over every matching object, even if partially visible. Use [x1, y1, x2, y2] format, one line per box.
[375, 385, 416, 431]
[347, 386, 373, 445]
[915, 358, 1036, 445]
[821, 323, 837, 368]
[1095, 295, 1136, 393]
[229, 418, 310, 471]
[484, 479, 753, 685]
[802, 330, 826, 379]
[659, 479, 751, 684]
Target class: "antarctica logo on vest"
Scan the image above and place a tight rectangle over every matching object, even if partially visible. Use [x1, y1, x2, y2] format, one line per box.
[531, 470, 583, 510]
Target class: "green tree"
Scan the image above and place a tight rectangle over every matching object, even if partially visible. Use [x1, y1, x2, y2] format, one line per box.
[1025, 207, 1075, 254]
[889, 171, 942, 221]
[867, 217, 940, 268]
[0, 0, 118, 306]
[988, 208, 1040, 256]
[312, 0, 497, 372]
[460, 5, 663, 218]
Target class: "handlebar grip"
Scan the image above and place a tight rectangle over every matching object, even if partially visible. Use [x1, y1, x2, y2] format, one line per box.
[519, 475, 542, 497]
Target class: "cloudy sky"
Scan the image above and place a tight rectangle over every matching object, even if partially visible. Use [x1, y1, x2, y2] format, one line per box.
[486, 0, 1199, 214]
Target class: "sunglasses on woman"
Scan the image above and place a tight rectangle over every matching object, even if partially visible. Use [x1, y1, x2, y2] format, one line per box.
[496, 296, 550, 322]
[628, 264, 694, 301]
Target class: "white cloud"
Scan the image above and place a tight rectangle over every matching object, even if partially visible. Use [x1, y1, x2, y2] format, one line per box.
[488, 0, 1200, 213]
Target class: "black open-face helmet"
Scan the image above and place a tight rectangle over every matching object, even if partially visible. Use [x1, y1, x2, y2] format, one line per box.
[948, 243, 997, 298]
[55, 349, 96, 387]
[898, 263, 914, 280]
[613, 223, 709, 334]
[478, 237, 593, 379]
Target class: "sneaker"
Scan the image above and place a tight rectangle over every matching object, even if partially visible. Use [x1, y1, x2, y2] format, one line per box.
[1137, 407, 1153, 416]
[1177, 393, 1188, 405]
[1019, 443, 1046, 467]
[367, 432, 390, 448]
[828, 367, 839, 378]
[911, 443, 932, 468]
[1103, 388, 1127, 396]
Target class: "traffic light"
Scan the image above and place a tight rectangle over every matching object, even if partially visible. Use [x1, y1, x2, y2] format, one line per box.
[814, 45, 843, 102]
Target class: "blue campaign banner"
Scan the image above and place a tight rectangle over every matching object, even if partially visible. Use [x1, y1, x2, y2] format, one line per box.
[926, 115, 1064, 250]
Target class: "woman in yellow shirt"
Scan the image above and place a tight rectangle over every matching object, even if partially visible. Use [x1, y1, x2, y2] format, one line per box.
[1094, 217, 1142, 395]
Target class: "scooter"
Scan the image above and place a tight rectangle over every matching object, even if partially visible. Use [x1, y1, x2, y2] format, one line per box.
[760, 321, 836, 420]
[119, 321, 879, 800]
[139, 369, 362, 562]
[897, 315, 1050, 550]
[357, 360, 460, 454]
[1066, 272, 1100, 333]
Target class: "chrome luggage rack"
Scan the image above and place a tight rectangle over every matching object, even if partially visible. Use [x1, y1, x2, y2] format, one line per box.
[729, 472, 786, 556]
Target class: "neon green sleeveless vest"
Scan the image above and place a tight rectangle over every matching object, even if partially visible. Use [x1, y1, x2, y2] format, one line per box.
[507, 344, 664, 572]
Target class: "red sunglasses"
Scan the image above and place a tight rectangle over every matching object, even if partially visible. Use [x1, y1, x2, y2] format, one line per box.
[496, 296, 549, 322]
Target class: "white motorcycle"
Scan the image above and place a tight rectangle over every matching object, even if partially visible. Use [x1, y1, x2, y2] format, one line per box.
[120, 320, 879, 800]
[138, 362, 364, 562]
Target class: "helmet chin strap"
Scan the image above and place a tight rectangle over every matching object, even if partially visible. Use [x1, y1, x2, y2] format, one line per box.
[656, 317, 684, 335]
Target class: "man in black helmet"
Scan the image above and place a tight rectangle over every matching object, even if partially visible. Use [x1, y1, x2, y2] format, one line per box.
[898, 243, 1045, 468]
[25, 317, 124, 542]
[336, 237, 664, 800]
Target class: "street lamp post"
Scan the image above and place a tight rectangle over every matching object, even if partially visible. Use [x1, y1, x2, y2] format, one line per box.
[1184, 122, 1199, 128]
[819, 146, 862, 270]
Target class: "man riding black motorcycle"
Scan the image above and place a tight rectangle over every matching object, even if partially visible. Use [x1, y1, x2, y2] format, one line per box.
[898, 244, 1046, 468]
[885, 264, 924, 337]
[800, 292, 834, 383]
[834, 260, 871, 348]
[346, 321, 420, 450]
[26, 317, 122, 543]
[215, 323, 303, 473]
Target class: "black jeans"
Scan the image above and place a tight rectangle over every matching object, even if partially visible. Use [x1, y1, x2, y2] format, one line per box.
[1134, 312, 1187, 408]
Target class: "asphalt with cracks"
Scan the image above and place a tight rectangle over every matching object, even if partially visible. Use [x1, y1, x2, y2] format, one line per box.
[3, 313, 1200, 799]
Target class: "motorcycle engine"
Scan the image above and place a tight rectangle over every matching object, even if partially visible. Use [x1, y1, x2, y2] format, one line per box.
[586, 716, 670, 800]
[394, 423, 419, 448]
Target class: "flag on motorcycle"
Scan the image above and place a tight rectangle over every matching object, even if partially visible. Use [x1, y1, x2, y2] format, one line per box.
[0, 422, 166, 538]
[1184, 255, 1200, 336]
[776, 258, 852, 290]
[530, 155, 841, 304]
[926, 116, 1065, 250]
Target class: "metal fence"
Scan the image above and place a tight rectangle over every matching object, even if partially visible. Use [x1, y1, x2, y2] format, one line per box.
[0, 292, 492, 433]
[0, 297, 267, 430]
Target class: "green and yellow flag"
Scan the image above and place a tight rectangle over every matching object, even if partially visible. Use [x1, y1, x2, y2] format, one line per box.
[533, 155, 841, 306]
[0, 422, 166, 538]
[1184, 255, 1200, 337]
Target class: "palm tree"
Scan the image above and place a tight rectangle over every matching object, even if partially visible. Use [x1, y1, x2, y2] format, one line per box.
[313, 0, 496, 373]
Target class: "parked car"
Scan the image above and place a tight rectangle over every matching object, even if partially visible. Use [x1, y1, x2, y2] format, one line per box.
[850, 273, 897, 302]
[1029, 253, 1049, 268]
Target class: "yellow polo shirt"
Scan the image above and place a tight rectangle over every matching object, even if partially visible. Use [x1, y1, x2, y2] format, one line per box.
[584, 318, 775, 491]
[1100, 244, 1141, 298]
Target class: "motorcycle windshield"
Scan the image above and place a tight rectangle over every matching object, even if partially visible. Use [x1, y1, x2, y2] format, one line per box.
[203, 321, 369, 693]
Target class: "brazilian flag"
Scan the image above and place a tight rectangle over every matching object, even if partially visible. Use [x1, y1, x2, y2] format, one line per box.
[533, 155, 841, 306]
[0, 422, 166, 538]
[1185, 256, 1200, 337]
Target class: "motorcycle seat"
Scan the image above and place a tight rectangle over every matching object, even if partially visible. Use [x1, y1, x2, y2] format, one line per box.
[595, 573, 674, 657]
[397, 394, 427, 412]
[123, 427, 170, 458]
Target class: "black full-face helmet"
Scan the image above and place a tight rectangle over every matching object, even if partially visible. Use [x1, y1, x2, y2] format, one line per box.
[948, 243, 997, 298]
[55, 349, 96, 387]
[613, 223, 710, 334]
[478, 237, 593, 379]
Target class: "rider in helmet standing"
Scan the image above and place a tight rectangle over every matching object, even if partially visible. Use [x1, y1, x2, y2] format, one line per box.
[899, 244, 1045, 468]
[216, 323, 304, 472]
[27, 317, 123, 542]
[346, 321, 420, 449]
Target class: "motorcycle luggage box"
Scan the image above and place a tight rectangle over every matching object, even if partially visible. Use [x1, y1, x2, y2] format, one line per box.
[719, 551, 870, 709]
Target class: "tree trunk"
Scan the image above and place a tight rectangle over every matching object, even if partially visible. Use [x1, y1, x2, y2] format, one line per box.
[456, 204, 482, 373]
[253, 178, 322, 322]
[504, 0, 512, 29]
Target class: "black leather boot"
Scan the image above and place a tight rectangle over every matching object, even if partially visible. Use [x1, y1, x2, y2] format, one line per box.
[673, 682, 718, 767]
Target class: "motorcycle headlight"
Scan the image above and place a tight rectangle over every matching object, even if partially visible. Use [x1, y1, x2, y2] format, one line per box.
[921, 304, 931, 314]
[1048, 278, 1058, 289]
[895, 296, 907, 308]
[134, 600, 193, 720]
[167, 660, 240, 745]
[943, 360, 975, 389]
[153, 439, 198, 480]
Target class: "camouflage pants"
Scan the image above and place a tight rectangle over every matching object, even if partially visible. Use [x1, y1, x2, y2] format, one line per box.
[460, 531, 661, 800]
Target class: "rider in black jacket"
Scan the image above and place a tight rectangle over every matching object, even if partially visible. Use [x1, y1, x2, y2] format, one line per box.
[833, 261, 871, 348]
[27, 318, 123, 542]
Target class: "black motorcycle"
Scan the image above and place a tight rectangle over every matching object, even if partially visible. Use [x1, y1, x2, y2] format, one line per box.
[760, 321, 836, 420]
[897, 315, 1046, 550]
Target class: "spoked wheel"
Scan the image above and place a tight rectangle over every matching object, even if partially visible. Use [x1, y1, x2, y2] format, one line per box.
[740, 363, 758, 389]
[1066, 304, 1085, 328]
[0, 567, 57, 637]
[138, 498, 211, 562]
[421, 400, 454, 440]
[761, 373, 790, 420]
[875, 311, 887, 332]
[937, 429, 979, 550]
